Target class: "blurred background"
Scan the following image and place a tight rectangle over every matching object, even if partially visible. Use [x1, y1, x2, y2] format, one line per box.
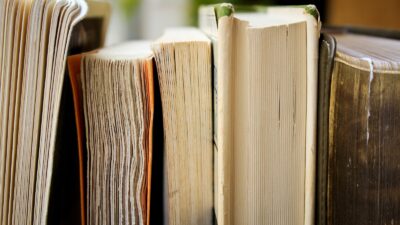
[106, 0, 400, 45]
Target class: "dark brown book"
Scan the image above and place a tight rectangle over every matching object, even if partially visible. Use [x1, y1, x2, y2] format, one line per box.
[317, 33, 336, 225]
[318, 28, 400, 225]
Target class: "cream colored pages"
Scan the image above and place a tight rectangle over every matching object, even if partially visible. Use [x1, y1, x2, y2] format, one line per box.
[0, 1, 34, 224]
[218, 17, 308, 225]
[215, 16, 245, 225]
[266, 7, 321, 225]
[0, 0, 88, 224]
[0, 1, 27, 224]
[37, 2, 88, 223]
[80, 41, 154, 225]
[200, 5, 320, 225]
[152, 28, 213, 225]
[0, 0, 6, 76]
[0, 6, 5, 204]
[198, 7, 220, 220]
[6, 2, 32, 225]
[264, 9, 321, 225]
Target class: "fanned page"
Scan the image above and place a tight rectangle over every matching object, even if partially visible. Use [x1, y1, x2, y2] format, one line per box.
[0, 0, 87, 224]
[199, 4, 320, 225]
[47, 1, 111, 224]
[328, 33, 400, 225]
[77, 41, 154, 225]
[152, 28, 213, 225]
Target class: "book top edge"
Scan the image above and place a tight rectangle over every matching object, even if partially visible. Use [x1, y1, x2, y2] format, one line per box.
[200, 3, 320, 21]
[86, 41, 153, 60]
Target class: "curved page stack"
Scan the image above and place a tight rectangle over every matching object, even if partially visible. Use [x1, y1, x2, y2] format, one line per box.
[0, 0, 103, 224]
[152, 28, 213, 225]
[71, 42, 155, 225]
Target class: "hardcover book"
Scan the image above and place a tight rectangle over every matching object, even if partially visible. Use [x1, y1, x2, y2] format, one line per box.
[199, 4, 320, 225]
[318, 28, 400, 225]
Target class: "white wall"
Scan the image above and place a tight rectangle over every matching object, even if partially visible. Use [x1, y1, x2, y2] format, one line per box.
[106, 0, 190, 45]
[138, 0, 189, 39]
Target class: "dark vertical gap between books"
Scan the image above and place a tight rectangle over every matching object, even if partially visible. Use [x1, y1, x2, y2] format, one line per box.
[46, 18, 104, 225]
[150, 61, 165, 225]
[47, 70, 81, 225]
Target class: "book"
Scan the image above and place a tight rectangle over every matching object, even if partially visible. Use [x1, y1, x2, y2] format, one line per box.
[199, 4, 320, 225]
[68, 41, 155, 225]
[152, 28, 213, 225]
[67, 27, 213, 225]
[316, 32, 336, 225]
[15, 2, 400, 225]
[0, 0, 110, 224]
[318, 29, 400, 225]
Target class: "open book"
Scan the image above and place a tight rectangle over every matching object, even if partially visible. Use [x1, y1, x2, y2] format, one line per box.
[0, 0, 110, 224]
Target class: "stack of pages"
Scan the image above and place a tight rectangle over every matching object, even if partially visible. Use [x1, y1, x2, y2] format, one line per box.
[0, 0, 109, 224]
[199, 4, 320, 225]
[6, 2, 400, 225]
[69, 41, 154, 225]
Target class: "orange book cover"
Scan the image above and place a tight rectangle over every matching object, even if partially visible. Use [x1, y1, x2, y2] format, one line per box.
[67, 54, 87, 225]
[143, 59, 154, 225]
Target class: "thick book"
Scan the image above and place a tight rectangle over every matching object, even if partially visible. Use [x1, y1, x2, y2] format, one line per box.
[67, 27, 213, 225]
[316, 32, 336, 225]
[199, 4, 321, 225]
[317, 28, 400, 225]
[68, 41, 155, 225]
[152, 28, 213, 225]
[0, 0, 110, 224]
